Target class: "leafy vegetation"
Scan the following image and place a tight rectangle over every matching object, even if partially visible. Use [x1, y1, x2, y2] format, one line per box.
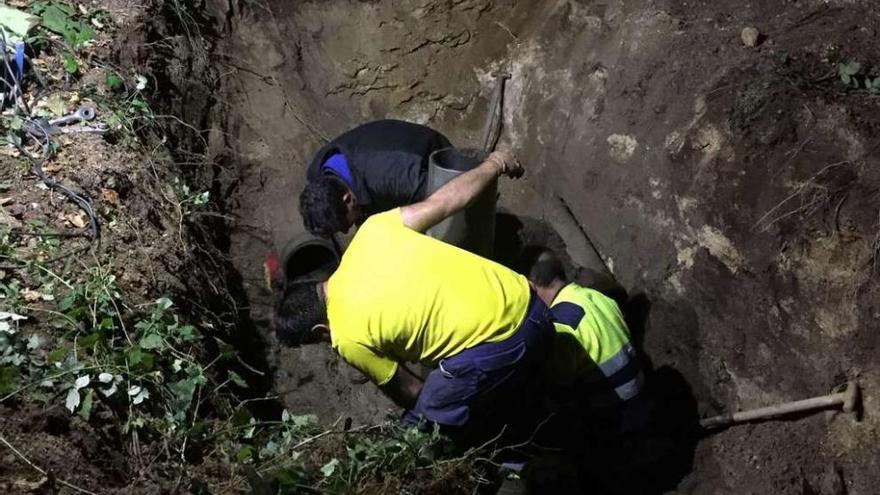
[0, 1, 490, 492]
[30, 1, 99, 74]
[1, 237, 207, 433]
[100, 73, 157, 139]
[1, 227, 488, 492]
[838, 60, 880, 94]
[31, 1, 94, 49]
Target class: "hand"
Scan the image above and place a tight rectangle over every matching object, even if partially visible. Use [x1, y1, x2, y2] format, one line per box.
[486, 150, 524, 178]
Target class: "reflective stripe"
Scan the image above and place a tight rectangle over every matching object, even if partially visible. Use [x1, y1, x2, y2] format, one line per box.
[598, 344, 643, 401]
[550, 302, 585, 328]
[614, 370, 644, 401]
[548, 283, 644, 403]
[598, 342, 636, 376]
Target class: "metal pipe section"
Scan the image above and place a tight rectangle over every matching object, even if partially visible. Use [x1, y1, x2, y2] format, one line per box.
[426, 148, 497, 258]
[279, 232, 341, 283]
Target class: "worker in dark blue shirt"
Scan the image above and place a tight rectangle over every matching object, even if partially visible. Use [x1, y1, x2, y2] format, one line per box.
[299, 120, 452, 236]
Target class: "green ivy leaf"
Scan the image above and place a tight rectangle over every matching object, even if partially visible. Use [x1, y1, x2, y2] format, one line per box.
[219, 343, 235, 359]
[228, 370, 248, 388]
[65, 24, 93, 48]
[173, 324, 196, 342]
[133, 320, 152, 333]
[291, 414, 316, 428]
[32, 3, 93, 49]
[189, 421, 209, 438]
[236, 445, 254, 463]
[77, 332, 101, 349]
[34, 3, 72, 33]
[260, 440, 279, 457]
[0, 366, 20, 394]
[276, 466, 305, 490]
[140, 353, 155, 371]
[77, 389, 94, 420]
[58, 293, 76, 311]
[138, 333, 163, 350]
[168, 377, 198, 415]
[126, 346, 143, 366]
[193, 191, 210, 205]
[105, 72, 123, 90]
[63, 54, 78, 74]
[99, 316, 114, 330]
[320, 458, 340, 477]
[47, 346, 71, 363]
[231, 406, 253, 428]
[839, 61, 862, 77]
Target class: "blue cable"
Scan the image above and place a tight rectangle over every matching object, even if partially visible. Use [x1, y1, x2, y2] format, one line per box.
[14, 41, 24, 84]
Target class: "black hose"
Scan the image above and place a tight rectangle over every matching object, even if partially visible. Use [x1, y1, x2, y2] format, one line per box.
[0, 28, 100, 266]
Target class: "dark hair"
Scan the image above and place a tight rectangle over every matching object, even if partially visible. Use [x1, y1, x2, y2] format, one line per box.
[299, 177, 350, 237]
[518, 245, 567, 287]
[274, 281, 327, 346]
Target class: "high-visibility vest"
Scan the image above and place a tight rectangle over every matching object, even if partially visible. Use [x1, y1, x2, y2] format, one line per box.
[549, 283, 643, 404]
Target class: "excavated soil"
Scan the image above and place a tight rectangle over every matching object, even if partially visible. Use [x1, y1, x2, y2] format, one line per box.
[201, 0, 880, 493]
[4, 0, 877, 493]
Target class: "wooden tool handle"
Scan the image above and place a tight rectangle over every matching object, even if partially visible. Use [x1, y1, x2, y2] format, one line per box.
[700, 392, 846, 429]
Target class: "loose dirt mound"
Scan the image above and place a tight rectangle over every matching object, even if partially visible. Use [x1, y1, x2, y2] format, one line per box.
[0, 1, 259, 493]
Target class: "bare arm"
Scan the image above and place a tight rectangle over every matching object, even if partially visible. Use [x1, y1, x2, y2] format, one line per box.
[379, 365, 424, 410]
[400, 150, 523, 233]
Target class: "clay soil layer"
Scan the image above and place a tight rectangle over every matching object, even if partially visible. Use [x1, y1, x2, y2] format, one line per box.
[211, 0, 880, 493]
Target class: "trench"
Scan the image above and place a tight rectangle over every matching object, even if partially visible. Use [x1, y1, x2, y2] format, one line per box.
[160, 0, 880, 493]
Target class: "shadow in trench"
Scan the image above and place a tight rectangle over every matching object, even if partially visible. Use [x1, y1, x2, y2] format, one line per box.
[521, 297, 700, 494]
[174, 196, 285, 425]
[492, 212, 700, 494]
[522, 366, 699, 494]
[213, 265, 284, 421]
[493, 211, 571, 270]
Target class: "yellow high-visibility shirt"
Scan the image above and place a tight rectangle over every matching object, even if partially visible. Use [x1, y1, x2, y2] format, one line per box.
[326, 208, 531, 385]
[550, 283, 642, 401]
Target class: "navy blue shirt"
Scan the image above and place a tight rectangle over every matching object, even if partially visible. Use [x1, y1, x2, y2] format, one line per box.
[307, 120, 452, 223]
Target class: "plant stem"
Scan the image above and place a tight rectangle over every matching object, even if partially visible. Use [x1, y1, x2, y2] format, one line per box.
[0, 431, 99, 495]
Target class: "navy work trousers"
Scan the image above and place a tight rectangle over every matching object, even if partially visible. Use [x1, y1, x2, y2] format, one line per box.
[404, 292, 554, 445]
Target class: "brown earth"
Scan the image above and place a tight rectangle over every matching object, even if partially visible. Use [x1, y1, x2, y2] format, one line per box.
[0, 1, 257, 493]
[202, 0, 880, 493]
[3, 0, 879, 493]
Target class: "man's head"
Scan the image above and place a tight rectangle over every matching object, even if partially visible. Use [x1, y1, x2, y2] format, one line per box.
[518, 245, 568, 305]
[274, 281, 331, 346]
[299, 177, 359, 236]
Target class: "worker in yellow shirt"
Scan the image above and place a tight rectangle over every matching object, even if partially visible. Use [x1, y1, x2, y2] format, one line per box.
[273, 151, 555, 444]
[520, 246, 650, 434]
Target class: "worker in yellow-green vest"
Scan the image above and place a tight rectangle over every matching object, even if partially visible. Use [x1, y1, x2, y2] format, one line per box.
[520, 246, 650, 434]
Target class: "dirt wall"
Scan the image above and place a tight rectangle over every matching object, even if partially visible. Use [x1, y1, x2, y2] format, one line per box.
[204, 1, 880, 492]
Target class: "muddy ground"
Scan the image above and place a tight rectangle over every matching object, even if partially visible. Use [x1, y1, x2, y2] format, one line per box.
[199, 0, 880, 493]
